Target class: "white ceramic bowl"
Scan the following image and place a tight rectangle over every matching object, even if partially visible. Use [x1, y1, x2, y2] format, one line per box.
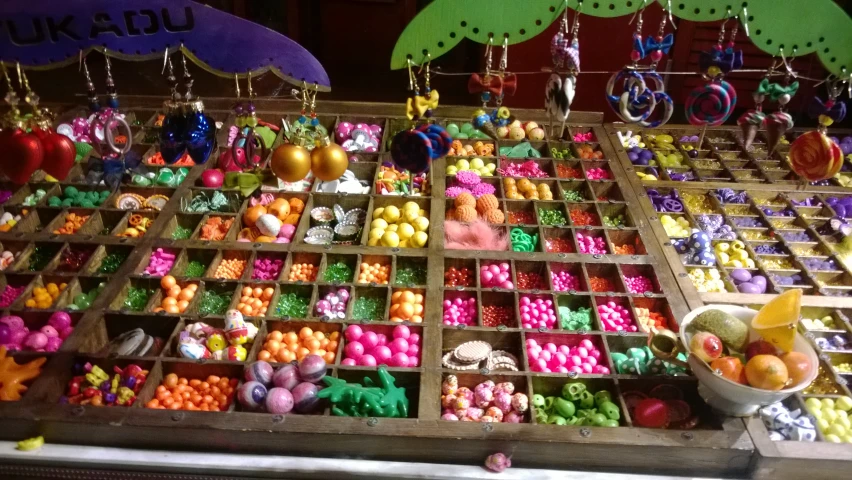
[680, 304, 819, 416]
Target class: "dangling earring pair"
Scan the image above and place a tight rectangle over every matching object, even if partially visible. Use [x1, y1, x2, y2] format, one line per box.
[546, 2, 580, 139]
[405, 55, 439, 120]
[229, 72, 268, 169]
[686, 13, 741, 127]
[787, 76, 846, 182]
[738, 52, 799, 152]
[158, 49, 216, 165]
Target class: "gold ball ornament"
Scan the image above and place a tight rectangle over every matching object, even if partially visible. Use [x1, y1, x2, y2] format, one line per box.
[310, 141, 349, 181]
[270, 144, 311, 182]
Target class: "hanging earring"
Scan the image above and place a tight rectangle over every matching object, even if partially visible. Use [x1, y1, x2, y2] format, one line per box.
[686, 13, 740, 127]
[789, 76, 846, 182]
[764, 51, 799, 154]
[606, 3, 657, 125]
[418, 55, 439, 118]
[159, 53, 188, 164]
[405, 58, 422, 120]
[91, 51, 132, 157]
[0, 64, 44, 184]
[231, 71, 267, 170]
[737, 71, 769, 150]
[639, 1, 674, 128]
[181, 52, 215, 165]
[270, 81, 312, 183]
[20, 66, 76, 182]
[546, 1, 580, 139]
[310, 84, 349, 181]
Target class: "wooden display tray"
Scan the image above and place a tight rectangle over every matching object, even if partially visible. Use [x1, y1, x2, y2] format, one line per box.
[604, 123, 852, 479]
[0, 100, 755, 478]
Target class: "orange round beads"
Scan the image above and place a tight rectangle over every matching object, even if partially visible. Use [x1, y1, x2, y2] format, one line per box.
[288, 263, 317, 282]
[145, 374, 235, 411]
[358, 262, 390, 284]
[235, 285, 274, 317]
[257, 327, 338, 364]
[389, 289, 424, 323]
[214, 258, 246, 279]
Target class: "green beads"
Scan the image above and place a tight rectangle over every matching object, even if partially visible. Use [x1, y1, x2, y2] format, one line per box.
[28, 246, 57, 271]
[197, 289, 231, 316]
[602, 215, 625, 227]
[549, 147, 573, 159]
[538, 208, 567, 226]
[184, 260, 207, 277]
[323, 261, 353, 283]
[562, 190, 585, 202]
[171, 225, 192, 240]
[123, 287, 153, 311]
[559, 305, 593, 331]
[48, 187, 109, 208]
[395, 262, 426, 286]
[275, 292, 309, 318]
[352, 296, 384, 321]
[98, 252, 126, 274]
[510, 228, 538, 252]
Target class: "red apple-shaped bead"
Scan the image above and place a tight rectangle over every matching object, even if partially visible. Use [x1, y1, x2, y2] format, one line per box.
[0, 128, 43, 184]
[745, 340, 778, 361]
[33, 128, 76, 181]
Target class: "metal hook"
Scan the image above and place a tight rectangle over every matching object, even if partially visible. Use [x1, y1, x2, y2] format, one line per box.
[740, 6, 750, 37]
[417, 52, 431, 75]
[629, 0, 648, 26]
[665, 0, 676, 30]
[571, 1, 582, 39]
[246, 70, 253, 98]
[234, 73, 240, 99]
[778, 47, 796, 77]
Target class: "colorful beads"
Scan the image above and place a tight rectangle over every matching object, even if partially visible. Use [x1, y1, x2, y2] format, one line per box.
[496, 160, 548, 178]
[562, 189, 585, 202]
[539, 208, 568, 226]
[569, 209, 599, 226]
[198, 216, 234, 241]
[323, 261, 353, 283]
[518, 295, 556, 329]
[510, 228, 539, 252]
[576, 232, 607, 254]
[801, 316, 836, 331]
[557, 164, 583, 179]
[235, 286, 273, 317]
[545, 237, 573, 253]
[551, 270, 581, 291]
[171, 225, 192, 240]
[146, 374, 235, 412]
[144, 248, 176, 276]
[576, 144, 603, 159]
[681, 192, 716, 213]
[526, 337, 609, 374]
[315, 288, 350, 319]
[197, 289, 231, 316]
[504, 178, 553, 200]
[443, 294, 477, 326]
[97, 252, 126, 274]
[53, 212, 89, 235]
[602, 215, 625, 227]
[559, 306, 593, 331]
[24, 283, 66, 309]
[123, 287, 153, 311]
[597, 301, 637, 332]
[386, 289, 423, 325]
[713, 241, 755, 269]
[47, 187, 109, 208]
[614, 244, 637, 255]
[482, 305, 514, 328]
[395, 262, 427, 285]
[214, 258, 246, 279]
[252, 256, 284, 281]
[760, 257, 794, 270]
[64, 363, 147, 407]
[516, 271, 545, 290]
[275, 292, 310, 318]
[480, 263, 514, 289]
[624, 275, 654, 294]
[359, 262, 390, 284]
[589, 276, 615, 292]
[444, 266, 474, 287]
[508, 210, 536, 224]
[441, 377, 527, 423]
[634, 308, 670, 333]
[660, 215, 690, 237]
[585, 167, 611, 180]
[343, 325, 420, 368]
[288, 263, 317, 282]
[687, 268, 726, 292]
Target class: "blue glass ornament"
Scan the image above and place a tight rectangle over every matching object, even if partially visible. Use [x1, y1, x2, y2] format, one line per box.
[185, 110, 216, 164]
[159, 107, 187, 164]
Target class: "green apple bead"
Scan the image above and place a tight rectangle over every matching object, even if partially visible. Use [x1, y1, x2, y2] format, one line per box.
[547, 414, 567, 425]
[554, 397, 576, 418]
[601, 419, 620, 427]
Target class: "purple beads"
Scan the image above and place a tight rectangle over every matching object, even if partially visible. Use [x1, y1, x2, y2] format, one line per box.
[627, 147, 654, 165]
[667, 169, 695, 181]
[711, 188, 748, 204]
[762, 207, 796, 217]
[732, 216, 763, 228]
[773, 274, 803, 286]
[143, 248, 176, 276]
[314, 288, 349, 319]
[801, 257, 838, 271]
[791, 196, 822, 208]
[826, 196, 852, 218]
[753, 244, 783, 255]
[252, 255, 284, 281]
[779, 230, 811, 242]
[646, 189, 684, 213]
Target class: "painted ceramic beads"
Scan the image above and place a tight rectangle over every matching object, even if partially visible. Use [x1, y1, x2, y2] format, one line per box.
[441, 377, 528, 423]
[314, 288, 350, 319]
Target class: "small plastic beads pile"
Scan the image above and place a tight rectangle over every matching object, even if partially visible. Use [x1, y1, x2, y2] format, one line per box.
[613, 243, 637, 255]
[557, 164, 583, 179]
[761, 257, 794, 270]
[634, 308, 670, 333]
[483, 304, 515, 327]
[589, 276, 615, 292]
[496, 160, 548, 178]
[198, 216, 234, 241]
[597, 301, 637, 332]
[389, 289, 424, 323]
[275, 292, 310, 318]
[358, 262, 390, 284]
[545, 237, 573, 253]
[151, 278, 197, 315]
[171, 225, 192, 240]
[288, 262, 318, 282]
[562, 189, 585, 202]
[559, 306, 593, 331]
[196, 289, 231, 316]
[516, 271, 545, 290]
[444, 266, 474, 287]
[53, 212, 89, 235]
[183, 260, 207, 277]
[518, 295, 556, 329]
[343, 324, 420, 368]
[214, 257, 246, 279]
[443, 294, 477, 326]
[586, 167, 611, 180]
[47, 187, 110, 208]
[550, 146, 573, 158]
[144, 248, 176, 276]
[64, 363, 147, 407]
[314, 288, 350, 319]
[441, 376, 528, 423]
[714, 241, 755, 268]
[687, 268, 726, 292]
[569, 209, 599, 226]
[576, 144, 602, 159]
[352, 296, 385, 322]
[539, 208, 568, 226]
[624, 275, 654, 294]
[527, 337, 609, 374]
[123, 287, 153, 311]
[235, 285, 273, 317]
[660, 215, 691, 237]
[504, 178, 553, 200]
[146, 374, 236, 412]
[24, 282, 66, 309]
[602, 214, 625, 227]
[448, 140, 494, 157]
[551, 270, 581, 291]
[252, 256, 285, 281]
[480, 263, 514, 289]
[394, 262, 427, 285]
[323, 261, 353, 283]
[508, 210, 536, 224]
[58, 247, 92, 272]
[577, 232, 607, 254]
[801, 316, 837, 331]
[681, 192, 716, 213]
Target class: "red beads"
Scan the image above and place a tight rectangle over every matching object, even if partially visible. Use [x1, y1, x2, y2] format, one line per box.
[556, 164, 582, 179]
[545, 237, 574, 253]
[516, 271, 545, 290]
[589, 276, 615, 293]
[444, 266, 474, 287]
[570, 210, 600, 226]
[482, 305, 514, 328]
[508, 211, 536, 225]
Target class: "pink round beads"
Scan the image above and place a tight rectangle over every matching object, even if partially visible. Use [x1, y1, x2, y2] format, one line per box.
[597, 301, 638, 332]
[576, 232, 608, 254]
[586, 167, 612, 180]
[624, 275, 655, 294]
[526, 337, 610, 374]
[443, 293, 477, 326]
[480, 263, 514, 289]
[144, 248, 176, 276]
[0, 312, 73, 352]
[551, 270, 581, 291]
[314, 288, 350, 320]
[342, 324, 420, 368]
[519, 295, 556, 329]
[252, 255, 284, 280]
[0, 285, 26, 307]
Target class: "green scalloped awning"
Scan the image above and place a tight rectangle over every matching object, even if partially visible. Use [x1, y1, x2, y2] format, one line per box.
[391, 0, 852, 77]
